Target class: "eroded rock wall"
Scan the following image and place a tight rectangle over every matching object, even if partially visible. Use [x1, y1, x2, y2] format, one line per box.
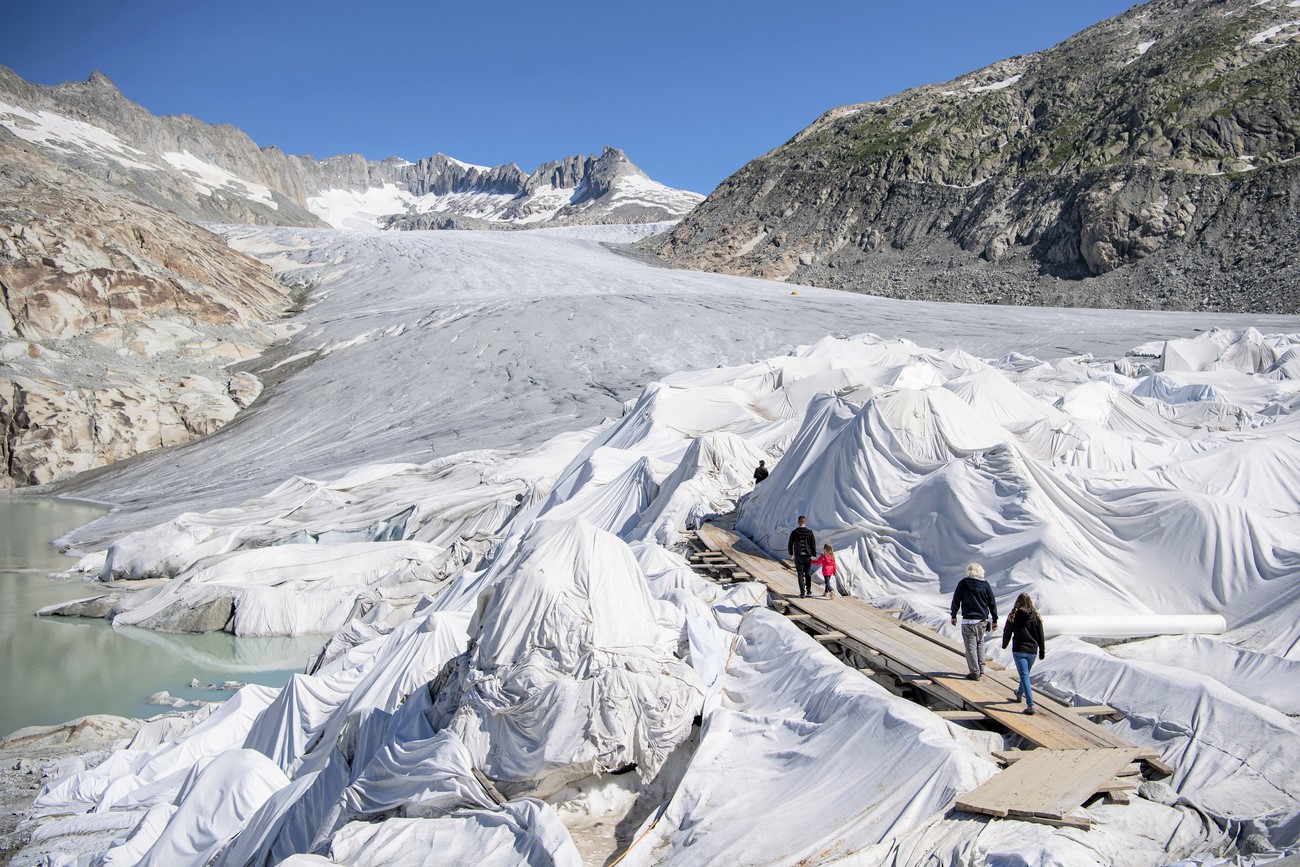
[0, 133, 288, 488]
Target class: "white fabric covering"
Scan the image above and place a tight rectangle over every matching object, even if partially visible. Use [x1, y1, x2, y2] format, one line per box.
[29, 326, 1300, 866]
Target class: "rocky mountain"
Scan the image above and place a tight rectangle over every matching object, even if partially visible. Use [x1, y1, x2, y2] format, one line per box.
[0, 66, 702, 232]
[0, 130, 293, 487]
[650, 0, 1300, 312]
[0, 66, 701, 487]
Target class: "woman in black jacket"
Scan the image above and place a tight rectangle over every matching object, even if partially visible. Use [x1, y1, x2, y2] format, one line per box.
[1001, 593, 1046, 715]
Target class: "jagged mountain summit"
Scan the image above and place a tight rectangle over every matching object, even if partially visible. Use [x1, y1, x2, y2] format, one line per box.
[650, 0, 1300, 313]
[0, 66, 702, 231]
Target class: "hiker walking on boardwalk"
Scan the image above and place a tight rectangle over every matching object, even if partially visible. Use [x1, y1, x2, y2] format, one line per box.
[949, 563, 997, 680]
[811, 543, 837, 598]
[788, 516, 817, 598]
[1002, 592, 1046, 715]
[753, 460, 769, 483]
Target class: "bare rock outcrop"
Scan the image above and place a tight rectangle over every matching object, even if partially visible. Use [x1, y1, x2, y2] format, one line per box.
[0, 132, 290, 488]
[650, 0, 1300, 312]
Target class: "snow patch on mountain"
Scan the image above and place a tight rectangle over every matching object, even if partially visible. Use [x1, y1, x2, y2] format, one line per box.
[1249, 19, 1300, 43]
[0, 100, 155, 170]
[969, 73, 1023, 93]
[162, 150, 278, 210]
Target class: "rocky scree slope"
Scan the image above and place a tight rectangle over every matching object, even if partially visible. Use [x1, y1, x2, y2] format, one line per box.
[650, 0, 1300, 312]
[0, 131, 293, 488]
[0, 67, 700, 230]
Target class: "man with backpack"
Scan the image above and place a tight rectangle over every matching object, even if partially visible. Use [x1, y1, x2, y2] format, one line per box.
[788, 516, 817, 598]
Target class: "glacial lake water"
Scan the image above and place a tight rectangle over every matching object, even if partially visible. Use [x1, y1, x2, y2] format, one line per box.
[0, 497, 323, 737]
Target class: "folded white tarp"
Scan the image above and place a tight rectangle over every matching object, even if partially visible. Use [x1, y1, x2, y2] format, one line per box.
[618, 609, 997, 865]
[1042, 614, 1227, 638]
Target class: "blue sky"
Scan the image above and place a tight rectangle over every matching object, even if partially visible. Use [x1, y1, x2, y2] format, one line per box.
[3, 0, 1138, 193]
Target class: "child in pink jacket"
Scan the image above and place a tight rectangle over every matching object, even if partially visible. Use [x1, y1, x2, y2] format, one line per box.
[811, 544, 837, 598]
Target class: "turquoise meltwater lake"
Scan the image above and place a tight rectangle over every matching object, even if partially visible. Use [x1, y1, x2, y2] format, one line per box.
[0, 497, 323, 737]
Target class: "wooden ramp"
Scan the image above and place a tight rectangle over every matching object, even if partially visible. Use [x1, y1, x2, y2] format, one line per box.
[689, 522, 1171, 829]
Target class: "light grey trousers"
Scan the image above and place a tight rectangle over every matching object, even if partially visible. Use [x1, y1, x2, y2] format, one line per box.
[961, 621, 987, 676]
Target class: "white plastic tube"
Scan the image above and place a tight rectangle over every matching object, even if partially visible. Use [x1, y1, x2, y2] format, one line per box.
[1041, 614, 1227, 639]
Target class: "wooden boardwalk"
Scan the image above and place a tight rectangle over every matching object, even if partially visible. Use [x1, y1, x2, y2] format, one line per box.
[689, 522, 1171, 829]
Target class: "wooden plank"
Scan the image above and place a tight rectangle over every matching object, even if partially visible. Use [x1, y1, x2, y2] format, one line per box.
[785, 613, 812, 622]
[994, 750, 1032, 765]
[1095, 778, 1140, 793]
[814, 631, 847, 643]
[956, 748, 1138, 826]
[1136, 750, 1175, 778]
[1071, 705, 1120, 718]
[472, 767, 507, 806]
[936, 710, 987, 721]
[1004, 809, 1092, 830]
[956, 749, 1140, 823]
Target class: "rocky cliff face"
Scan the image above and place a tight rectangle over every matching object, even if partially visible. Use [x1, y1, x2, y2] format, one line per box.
[0, 132, 292, 487]
[651, 0, 1300, 312]
[0, 67, 701, 231]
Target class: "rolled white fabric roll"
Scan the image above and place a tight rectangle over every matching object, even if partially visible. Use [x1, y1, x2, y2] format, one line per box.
[1041, 614, 1227, 639]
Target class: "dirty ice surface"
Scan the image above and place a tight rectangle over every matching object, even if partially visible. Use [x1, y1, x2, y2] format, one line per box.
[25, 225, 1300, 867]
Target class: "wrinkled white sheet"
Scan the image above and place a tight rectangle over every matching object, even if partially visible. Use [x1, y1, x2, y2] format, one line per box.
[325, 799, 582, 866]
[1039, 639, 1300, 846]
[29, 326, 1300, 867]
[619, 609, 997, 865]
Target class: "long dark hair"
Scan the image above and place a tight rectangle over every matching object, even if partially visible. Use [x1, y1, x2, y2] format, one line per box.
[1010, 592, 1039, 623]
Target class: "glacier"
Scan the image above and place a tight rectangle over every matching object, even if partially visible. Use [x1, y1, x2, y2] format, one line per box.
[17, 225, 1300, 866]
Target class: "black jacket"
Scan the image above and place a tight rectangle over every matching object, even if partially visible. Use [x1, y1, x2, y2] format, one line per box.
[1002, 609, 1046, 659]
[788, 527, 816, 560]
[754, 465, 769, 483]
[949, 576, 997, 622]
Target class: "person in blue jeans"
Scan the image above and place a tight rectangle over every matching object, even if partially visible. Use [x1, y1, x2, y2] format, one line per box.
[1001, 593, 1047, 715]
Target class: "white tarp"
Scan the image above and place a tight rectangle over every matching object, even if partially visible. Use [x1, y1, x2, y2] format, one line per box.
[26, 326, 1300, 866]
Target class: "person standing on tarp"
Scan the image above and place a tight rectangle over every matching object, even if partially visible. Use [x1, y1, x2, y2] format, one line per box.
[788, 516, 817, 598]
[753, 461, 769, 483]
[949, 562, 997, 680]
[1002, 592, 1046, 715]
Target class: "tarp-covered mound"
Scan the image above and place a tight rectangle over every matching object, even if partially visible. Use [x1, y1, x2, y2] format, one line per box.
[74, 429, 595, 586]
[431, 518, 704, 794]
[618, 608, 998, 865]
[99, 540, 453, 636]
[21, 327, 1300, 866]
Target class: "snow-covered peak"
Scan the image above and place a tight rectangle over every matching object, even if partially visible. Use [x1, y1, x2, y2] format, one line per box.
[0, 67, 701, 232]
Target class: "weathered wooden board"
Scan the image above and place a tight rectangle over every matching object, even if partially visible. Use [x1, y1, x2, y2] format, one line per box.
[955, 749, 1142, 827]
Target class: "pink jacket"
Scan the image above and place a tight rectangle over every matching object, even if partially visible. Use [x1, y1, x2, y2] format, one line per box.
[811, 553, 836, 577]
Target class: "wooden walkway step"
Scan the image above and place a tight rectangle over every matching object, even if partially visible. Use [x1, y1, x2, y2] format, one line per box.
[955, 748, 1142, 829]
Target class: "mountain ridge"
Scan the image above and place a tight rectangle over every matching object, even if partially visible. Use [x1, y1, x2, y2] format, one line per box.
[0, 66, 702, 231]
[649, 0, 1300, 312]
